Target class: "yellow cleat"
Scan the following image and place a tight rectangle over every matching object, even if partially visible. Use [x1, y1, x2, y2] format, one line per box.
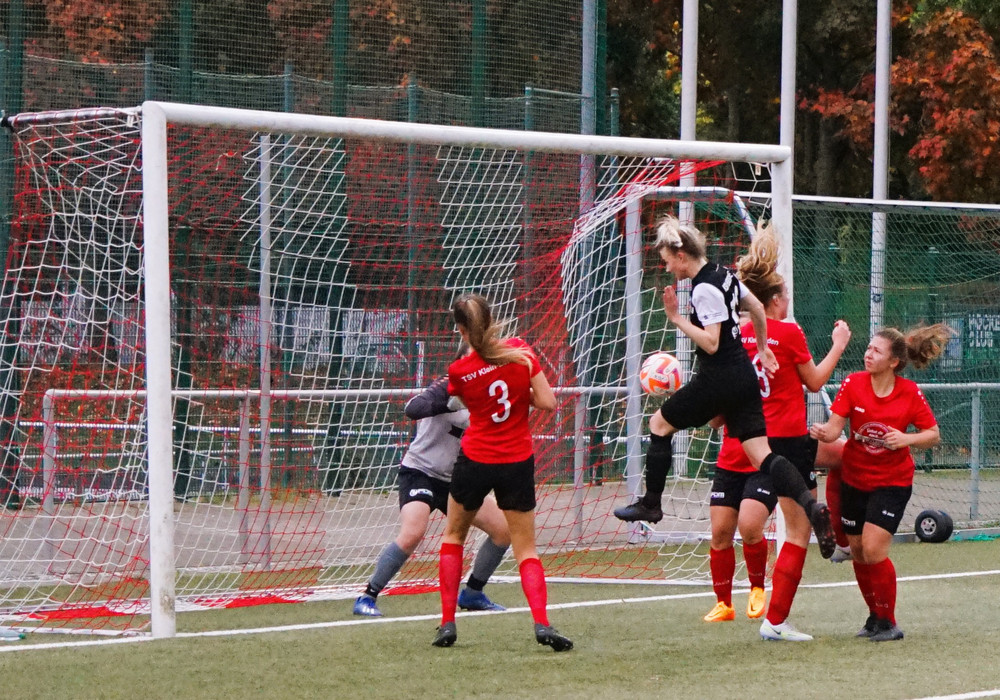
[746, 587, 767, 619]
[703, 601, 735, 622]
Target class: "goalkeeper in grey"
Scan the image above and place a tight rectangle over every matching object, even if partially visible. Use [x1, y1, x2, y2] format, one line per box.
[353, 376, 511, 617]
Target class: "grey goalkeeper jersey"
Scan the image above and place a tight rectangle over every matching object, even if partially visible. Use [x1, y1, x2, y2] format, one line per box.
[400, 378, 469, 482]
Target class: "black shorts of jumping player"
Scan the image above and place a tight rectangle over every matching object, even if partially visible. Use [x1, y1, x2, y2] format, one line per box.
[710, 467, 778, 512]
[839, 481, 913, 536]
[659, 360, 766, 442]
[450, 452, 536, 512]
[763, 435, 820, 490]
[397, 466, 450, 514]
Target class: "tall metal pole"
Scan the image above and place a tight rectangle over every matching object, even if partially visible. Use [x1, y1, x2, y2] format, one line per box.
[674, 0, 700, 476]
[871, 0, 891, 336]
[774, 0, 797, 315]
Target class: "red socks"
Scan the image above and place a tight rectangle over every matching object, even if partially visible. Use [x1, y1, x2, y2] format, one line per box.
[519, 557, 550, 626]
[765, 542, 806, 625]
[743, 539, 769, 590]
[868, 558, 898, 624]
[443, 550, 554, 627]
[709, 546, 735, 606]
[825, 468, 849, 548]
[853, 558, 896, 623]
[439, 542, 464, 624]
[852, 560, 876, 615]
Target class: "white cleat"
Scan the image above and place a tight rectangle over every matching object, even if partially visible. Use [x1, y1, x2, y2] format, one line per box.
[760, 619, 814, 642]
[830, 545, 853, 563]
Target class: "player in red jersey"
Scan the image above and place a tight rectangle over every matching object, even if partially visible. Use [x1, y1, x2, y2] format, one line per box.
[707, 224, 852, 641]
[431, 293, 573, 652]
[701, 225, 851, 632]
[810, 323, 952, 642]
[701, 423, 778, 625]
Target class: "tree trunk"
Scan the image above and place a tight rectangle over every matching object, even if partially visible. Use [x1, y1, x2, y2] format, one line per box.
[726, 87, 741, 142]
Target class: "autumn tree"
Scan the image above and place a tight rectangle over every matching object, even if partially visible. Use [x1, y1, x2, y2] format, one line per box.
[801, 5, 1000, 202]
[37, 0, 169, 62]
[894, 9, 1000, 202]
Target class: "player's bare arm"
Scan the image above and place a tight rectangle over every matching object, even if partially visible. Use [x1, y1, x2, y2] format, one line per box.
[529, 369, 557, 411]
[810, 413, 847, 442]
[882, 425, 940, 451]
[663, 286, 720, 354]
[797, 320, 852, 392]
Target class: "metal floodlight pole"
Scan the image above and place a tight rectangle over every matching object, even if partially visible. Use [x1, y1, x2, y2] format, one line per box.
[775, 0, 797, 315]
[871, 0, 892, 336]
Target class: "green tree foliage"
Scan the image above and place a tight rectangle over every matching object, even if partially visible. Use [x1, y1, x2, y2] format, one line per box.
[606, 0, 682, 138]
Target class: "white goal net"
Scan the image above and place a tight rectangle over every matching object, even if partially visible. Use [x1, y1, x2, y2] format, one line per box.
[0, 103, 788, 636]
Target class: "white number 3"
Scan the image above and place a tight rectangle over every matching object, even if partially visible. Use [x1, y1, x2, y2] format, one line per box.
[489, 380, 511, 423]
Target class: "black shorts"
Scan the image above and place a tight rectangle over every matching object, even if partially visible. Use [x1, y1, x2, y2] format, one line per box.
[397, 466, 450, 514]
[710, 467, 777, 512]
[765, 435, 819, 491]
[839, 482, 913, 536]
[450, 451, 536, 513]
[659, 361, 766, 441]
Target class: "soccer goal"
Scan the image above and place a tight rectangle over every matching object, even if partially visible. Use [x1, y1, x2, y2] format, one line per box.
[0, 102, 789, 637]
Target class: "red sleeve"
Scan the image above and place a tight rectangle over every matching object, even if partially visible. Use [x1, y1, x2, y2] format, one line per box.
[529, 349, 541, 377]
[910, 386, 937, 430]
[787, 323, 813, 366]
[830, 376, 854, 418]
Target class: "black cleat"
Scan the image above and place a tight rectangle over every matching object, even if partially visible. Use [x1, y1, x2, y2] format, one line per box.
[856, 613, 879, 638]
[808, 501, 836, 559]
[535, 623, 573, 652]
[613, 499, 663, 524]
[868, 617, 904, 642]
[432, 621, 457, 647]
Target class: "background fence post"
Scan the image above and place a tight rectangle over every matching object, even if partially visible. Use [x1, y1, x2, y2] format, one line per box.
[0, 0, 25, 509]
[179, 0, 193, 102]
[331, 0, 348, 117]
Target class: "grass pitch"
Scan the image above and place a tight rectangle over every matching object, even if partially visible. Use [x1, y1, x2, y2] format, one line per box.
[2, 538, 999, 700]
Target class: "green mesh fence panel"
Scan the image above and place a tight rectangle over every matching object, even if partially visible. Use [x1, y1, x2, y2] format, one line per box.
[1, 1, 585, 132]
[793, 197, 1000, 526]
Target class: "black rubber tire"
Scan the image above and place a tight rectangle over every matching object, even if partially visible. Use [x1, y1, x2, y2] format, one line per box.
[914, 509, 953, 543]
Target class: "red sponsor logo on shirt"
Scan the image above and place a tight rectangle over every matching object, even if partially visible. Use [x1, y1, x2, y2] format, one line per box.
[854, 422, 889, 454]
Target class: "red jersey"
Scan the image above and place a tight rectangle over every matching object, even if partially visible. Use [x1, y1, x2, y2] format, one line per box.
[716, 433, 756, 473]
[717, 319, 814, 472]
[741, 318, 813, 437]
[447, 338, 541, 464]
[830, 371, 937, 489]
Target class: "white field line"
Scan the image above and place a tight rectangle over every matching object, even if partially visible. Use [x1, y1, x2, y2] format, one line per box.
[911, 692, 1000, 700]
[2, 567, 999, 655]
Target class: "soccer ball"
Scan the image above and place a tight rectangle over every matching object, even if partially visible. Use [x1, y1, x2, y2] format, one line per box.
[639, 351, 683, 396]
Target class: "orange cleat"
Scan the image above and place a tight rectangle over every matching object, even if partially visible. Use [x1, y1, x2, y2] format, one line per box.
[703, 601, 736, 623]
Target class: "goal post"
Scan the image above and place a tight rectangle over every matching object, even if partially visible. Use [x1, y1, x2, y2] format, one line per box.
[2, 102, 790, 638]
